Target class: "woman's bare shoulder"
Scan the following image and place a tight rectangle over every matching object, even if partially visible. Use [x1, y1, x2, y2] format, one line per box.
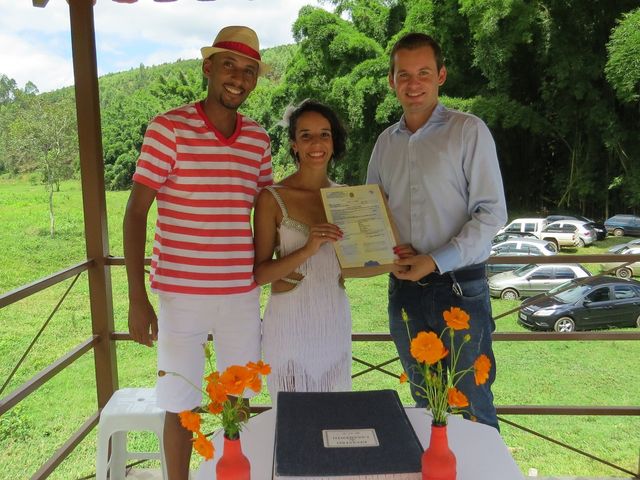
[255, 187, 279, 210]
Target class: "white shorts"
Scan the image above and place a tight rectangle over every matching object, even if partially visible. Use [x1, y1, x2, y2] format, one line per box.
[155, 289, 261, 413]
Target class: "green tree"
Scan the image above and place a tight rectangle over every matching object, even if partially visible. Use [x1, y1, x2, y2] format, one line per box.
[605, 8, 640, 104]
[275, 0, 640, 217]
[102, 90, 163, 190]
[0, 74, 19, 105]
[149, 69, 205, 107]
[278, 4, 390, 183]
[100, 61, 207, 189]
[3, 96, 78, 236]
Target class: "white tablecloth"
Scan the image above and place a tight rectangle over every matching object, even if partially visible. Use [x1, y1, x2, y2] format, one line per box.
[195, 408, 524, 479]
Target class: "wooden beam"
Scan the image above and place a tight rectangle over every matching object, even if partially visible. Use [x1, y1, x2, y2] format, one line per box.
[0, 337, 97, 416]
[0, 260, 91, 309]
[31, 412, 100, 480]
[67, 0, 119, 408]
[497, 405, 640, 416]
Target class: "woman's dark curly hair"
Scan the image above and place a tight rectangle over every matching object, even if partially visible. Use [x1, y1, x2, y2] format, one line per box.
[287, 99, 347, 162]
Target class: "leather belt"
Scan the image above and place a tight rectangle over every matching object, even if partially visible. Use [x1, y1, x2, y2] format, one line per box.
[415, 263, 486, 286]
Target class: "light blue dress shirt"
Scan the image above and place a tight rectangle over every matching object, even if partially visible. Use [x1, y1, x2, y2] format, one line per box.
[367, 103, 507, 274]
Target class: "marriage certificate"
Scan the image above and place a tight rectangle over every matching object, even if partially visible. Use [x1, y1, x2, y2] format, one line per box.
[320, 184, 400, 278]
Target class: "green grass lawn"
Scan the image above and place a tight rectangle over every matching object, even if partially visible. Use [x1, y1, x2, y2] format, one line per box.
[0, 178, 639, 479]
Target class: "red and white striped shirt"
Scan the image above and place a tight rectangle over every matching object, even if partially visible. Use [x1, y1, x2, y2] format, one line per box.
[132, 102, 272, 295]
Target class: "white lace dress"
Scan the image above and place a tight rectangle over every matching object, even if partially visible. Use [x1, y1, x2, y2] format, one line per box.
[262, 186, 352, 403]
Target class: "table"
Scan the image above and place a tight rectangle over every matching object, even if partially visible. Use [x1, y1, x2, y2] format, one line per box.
[195, 408, 524, 479]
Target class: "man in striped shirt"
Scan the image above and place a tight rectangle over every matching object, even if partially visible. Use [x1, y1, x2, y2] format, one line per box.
[123, 26, 272, 479]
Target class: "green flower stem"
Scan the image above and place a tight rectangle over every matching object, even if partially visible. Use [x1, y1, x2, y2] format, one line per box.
[403, 310, 481, 426]
[162, 368, 250, 439]
[451, 366, 475, 388]
[161, 370, 208, 401]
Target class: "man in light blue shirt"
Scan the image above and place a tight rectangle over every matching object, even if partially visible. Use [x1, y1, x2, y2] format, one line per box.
[367, 32, 507, 429]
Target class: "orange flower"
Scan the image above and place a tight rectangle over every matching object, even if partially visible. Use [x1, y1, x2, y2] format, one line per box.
[207, 401, 224, 414]
[474, 354, 491, 385]
[193, 432, 214, 460]
[206, 377, 228, 404]
[178, 411, 201, 433]
[247, 360, 271, 375]
[219, 365, 253, 396]
[443, 307, 470, 330]
[410, 331, 448, 365]
[246, 372, 262, 393]
[399, 372, 408, 383]
[166, 354, 270, 463]
[447, 387, 469, 408]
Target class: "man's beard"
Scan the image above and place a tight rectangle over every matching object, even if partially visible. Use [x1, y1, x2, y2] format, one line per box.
[219, 93, 244, 111]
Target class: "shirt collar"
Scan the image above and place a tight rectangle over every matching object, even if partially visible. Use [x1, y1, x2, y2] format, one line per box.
[392, 103, 447, 135]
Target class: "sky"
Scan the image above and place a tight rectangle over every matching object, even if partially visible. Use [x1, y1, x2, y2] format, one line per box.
[0, 0, 328, 93]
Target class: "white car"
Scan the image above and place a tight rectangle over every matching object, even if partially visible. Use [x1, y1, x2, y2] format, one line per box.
[498, 218, 548, 237]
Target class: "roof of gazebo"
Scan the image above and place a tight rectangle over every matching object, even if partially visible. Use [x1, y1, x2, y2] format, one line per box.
[33, 0, 239, 6]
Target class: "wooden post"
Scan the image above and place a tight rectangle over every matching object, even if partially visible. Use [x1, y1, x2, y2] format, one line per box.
[67, 0, 118, 407]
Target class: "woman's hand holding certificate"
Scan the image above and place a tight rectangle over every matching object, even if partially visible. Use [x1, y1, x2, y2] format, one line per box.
[303, 223, 343, 255]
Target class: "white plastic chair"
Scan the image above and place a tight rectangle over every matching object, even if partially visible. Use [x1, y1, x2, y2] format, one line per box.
[95, 387, 167, 480]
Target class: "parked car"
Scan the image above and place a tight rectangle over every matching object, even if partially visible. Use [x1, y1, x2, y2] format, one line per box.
[491, 231, 539, 245]
[498, 218, 547, 237]
[518, 276, 640, 332]
[489, 263, 591, 300]
[487, 239, 557, 276]
[491, 238, 558, 255]
[599, 247, 640, 279]
[542, 220, 596, 247]
[537, 223, 579, 250]
[604, 214, 640, 237]
[546, 214, 607, 241]
[608, 238, 640, 254]
[487, 252, 534, 276]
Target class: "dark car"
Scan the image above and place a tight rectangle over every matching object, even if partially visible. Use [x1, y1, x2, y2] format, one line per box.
[604, 214, 640, 237]
[546, 214, 606, 241]
[518, 276, 640, 332]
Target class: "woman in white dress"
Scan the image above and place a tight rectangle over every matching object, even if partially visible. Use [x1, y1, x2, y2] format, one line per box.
[253, 100, 352, 402]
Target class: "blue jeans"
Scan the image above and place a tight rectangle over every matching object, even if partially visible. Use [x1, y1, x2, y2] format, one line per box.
[388, 271, 499, 430]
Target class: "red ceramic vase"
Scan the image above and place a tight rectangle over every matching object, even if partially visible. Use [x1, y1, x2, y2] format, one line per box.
[216, 435, 250, 480]
[422, 424, 457, 480]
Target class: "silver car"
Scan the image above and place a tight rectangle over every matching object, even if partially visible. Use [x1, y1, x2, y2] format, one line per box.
[600, 247, 640, 279]
[608, 238, 640, 254]
[544, 219, 596, 247]
[489, 263, 592, 300]
[491, 238, 558, 256]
